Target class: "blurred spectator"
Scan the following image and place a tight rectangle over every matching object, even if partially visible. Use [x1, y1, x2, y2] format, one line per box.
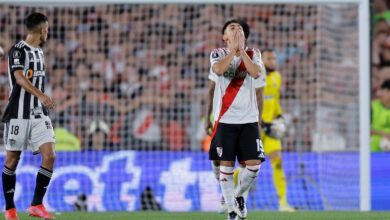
[54, 127, 81, 151]
[87, 120, 109, 151]
[140, 186, 162, 211]
[74, 194, 88, 212]
[373, 0, 390, 24]
[0, 4, 345, 152]
[371, 79, 390, 152]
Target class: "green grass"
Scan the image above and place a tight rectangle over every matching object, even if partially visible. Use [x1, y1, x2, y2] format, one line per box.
[16, 211, 390, 220]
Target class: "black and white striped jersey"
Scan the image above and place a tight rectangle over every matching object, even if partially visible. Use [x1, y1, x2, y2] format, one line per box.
[2, 40, 48, 122]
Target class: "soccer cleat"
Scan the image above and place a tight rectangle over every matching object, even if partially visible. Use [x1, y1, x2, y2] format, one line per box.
[227, 211, 238, 220]
[218, 195, 228, 214]
[27, 204, 55, 219]
[4, 208, 19, 220]
[279, 204, 296, 212]
[235, 196, 247, 219]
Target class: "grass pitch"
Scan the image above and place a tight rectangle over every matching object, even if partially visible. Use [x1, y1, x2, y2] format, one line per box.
[16, 211, 390, 220]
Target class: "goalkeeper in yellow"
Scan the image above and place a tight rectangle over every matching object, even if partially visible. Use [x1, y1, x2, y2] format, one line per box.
[234, 48, 295, 212]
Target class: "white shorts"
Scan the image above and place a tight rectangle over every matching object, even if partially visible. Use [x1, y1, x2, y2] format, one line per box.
[3, 115, 55, 154]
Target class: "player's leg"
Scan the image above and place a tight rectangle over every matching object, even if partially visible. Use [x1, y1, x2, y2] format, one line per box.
[233, 163, 249, 200]
[236, 123, 265, 219]
[3, 151, 21, 220]
[31, 142, 55, 206]
[2, 119, 29, 220]
[27, 116, 55, 219]
[211, 160, 220, 181]
[268, 150, 294, 211]
[214, 123, 239, 220]
[211, 159, 228, 214]
[263, 135, 294, 211]
[220, 160, 236, 220]
[209, 134, 228, 213]
[28, 142, 55, 219]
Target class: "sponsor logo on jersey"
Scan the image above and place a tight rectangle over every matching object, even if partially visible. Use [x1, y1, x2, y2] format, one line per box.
[14, 59, 20, 64]
[26, 69, 33, 79]
[26, 69, 45, 79]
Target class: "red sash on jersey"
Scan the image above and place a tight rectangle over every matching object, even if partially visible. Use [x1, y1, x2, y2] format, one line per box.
[211, 50, 254, 139]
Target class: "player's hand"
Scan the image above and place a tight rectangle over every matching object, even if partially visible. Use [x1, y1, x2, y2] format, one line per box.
[237, 31, 245, 51]
[39, 94, 55, 109]
[204, 120, 213, 135]
[228, 31, 239, 52]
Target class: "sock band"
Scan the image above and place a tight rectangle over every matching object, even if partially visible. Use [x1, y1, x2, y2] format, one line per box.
[220, 171, 234, 175]
[3, 166, 16, 176]
[38, 167, 53, 178]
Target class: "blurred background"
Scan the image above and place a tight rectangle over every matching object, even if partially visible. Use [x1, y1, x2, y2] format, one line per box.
[0, 0, 388, 213]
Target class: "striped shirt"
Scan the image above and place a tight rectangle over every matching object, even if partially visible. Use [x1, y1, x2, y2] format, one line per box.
[2, 40, 48, 122]
[208, 47, 266, 124]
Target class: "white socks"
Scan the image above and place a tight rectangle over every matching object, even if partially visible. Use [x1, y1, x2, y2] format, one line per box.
[235, 164, 261, 197]
[220, 166, 235, 212]
[211, 162, 220, 181]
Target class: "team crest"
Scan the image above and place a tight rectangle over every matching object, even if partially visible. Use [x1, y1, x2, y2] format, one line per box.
[217, 146, 223, 157]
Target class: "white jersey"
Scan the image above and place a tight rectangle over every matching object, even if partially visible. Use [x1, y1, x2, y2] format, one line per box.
[209, 47, 266, 124]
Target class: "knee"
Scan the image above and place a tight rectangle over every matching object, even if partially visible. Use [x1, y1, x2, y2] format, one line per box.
[271, 156, 282, 169]
[42, 152, 56, 164]
[245, 164, 261, 177]
[245, 160, 262, 166]
[5, 154, 21, 169]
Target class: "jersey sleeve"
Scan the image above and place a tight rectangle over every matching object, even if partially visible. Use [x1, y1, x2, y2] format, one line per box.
[255, 73, 266, 88]
[253, 48, 266, 88]
[208, 69, 218, 82]
[208, 49, 224, 81]
[210, 49, 224, 66]
[8, 46, 26, 72]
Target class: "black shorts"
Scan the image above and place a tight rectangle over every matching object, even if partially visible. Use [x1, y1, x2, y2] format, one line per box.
[209, 122, 266, 162]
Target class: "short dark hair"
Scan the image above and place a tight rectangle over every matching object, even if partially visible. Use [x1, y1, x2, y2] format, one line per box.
[24, 12, 48, 31]
[381, 79, 390, 90]
[262, 48, 275, 54]
[222, 18, 250, 39]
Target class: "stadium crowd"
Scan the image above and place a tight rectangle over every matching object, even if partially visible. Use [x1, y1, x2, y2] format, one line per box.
[0, 4, 344, 151]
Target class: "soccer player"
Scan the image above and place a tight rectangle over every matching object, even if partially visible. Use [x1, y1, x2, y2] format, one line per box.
[208, 18, 266, 220]
[2, 12, 56, 220]
[260, 48, 294, 211]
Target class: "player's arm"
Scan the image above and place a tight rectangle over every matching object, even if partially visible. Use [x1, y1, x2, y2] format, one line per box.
[237, 32, 261, 79]
[205, 81, 215, 135]
[240, 49, 261, 79]
[275, 74, 283, 117]
[211, 50, 236, 76]
[256, 87, 264, 127]
[14, 70, 54, 109]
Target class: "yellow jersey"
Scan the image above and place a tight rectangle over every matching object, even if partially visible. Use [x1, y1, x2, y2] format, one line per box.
[262, 70, 282, 123]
